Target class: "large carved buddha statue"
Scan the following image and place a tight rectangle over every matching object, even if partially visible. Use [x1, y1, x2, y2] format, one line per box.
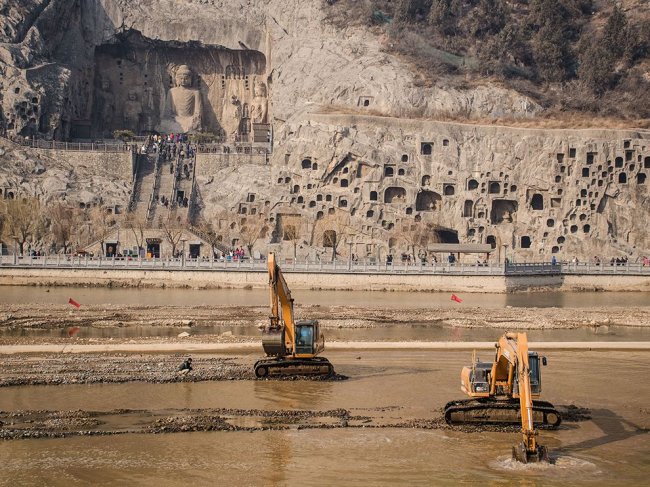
[161, 65, 203, 133]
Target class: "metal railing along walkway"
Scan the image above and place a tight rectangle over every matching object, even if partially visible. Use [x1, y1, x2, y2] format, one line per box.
[2, 136, 131, 152]
[2, 257, 648, 276]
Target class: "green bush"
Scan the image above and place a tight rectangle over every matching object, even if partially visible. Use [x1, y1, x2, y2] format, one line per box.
[113, 129, 135, 141]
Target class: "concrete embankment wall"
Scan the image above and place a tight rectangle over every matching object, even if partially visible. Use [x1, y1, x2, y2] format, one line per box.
[1, 267, 650, 292]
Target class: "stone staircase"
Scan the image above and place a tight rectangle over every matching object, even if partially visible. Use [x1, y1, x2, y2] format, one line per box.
[150, 156, 176, 226]
[129, 153, 158, 222]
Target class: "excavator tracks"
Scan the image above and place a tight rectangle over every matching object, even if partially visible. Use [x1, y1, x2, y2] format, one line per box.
[254, 357, 334, 378]
[444, 398, 562, 428]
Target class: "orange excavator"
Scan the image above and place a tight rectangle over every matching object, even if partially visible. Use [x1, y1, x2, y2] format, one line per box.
[444, 332, 561, 463]
[253, 252, 334, 378]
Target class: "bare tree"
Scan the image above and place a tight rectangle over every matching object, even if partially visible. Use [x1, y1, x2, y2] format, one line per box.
[195, 221, 222, 258]
[395, 221, 431, 261]
[239, 214, 268, 258]
[1, 197, 42, 255]
[47, 203, 79, 254]
[281, 214, 305, 258]
[90, 206, 118, 256]
[124, 212, 147, 257]
[160, 216, 185, 257]
[315, 211, 354, 262]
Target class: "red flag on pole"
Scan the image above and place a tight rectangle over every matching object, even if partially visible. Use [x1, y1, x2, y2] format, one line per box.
[451, 294, 463, 303]
[68, 297, 81, 308]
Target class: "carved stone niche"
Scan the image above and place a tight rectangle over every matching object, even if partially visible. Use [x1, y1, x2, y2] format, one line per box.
[490, 200, 518, 224]
[416, 190, 442, 211]
[384, 187, 407, 203]
[88, 30, 267, 139]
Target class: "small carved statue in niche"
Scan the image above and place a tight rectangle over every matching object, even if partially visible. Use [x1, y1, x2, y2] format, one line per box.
[251, 78, 268, 124]
[161, 65, 203, 133]
[123, 90, 142, 132]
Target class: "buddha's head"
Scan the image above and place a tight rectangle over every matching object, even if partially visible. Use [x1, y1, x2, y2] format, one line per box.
[175, 65, 193, 88]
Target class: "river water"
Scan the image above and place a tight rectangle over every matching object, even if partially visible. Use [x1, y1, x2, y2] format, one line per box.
[1, 350, 649, 486]
[1, 286, 649, 308]
[1, 287, 649, 343]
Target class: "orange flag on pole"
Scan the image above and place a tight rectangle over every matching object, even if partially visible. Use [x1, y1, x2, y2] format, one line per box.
[451, 294, 462, 303]
[68, 297, 81, 308]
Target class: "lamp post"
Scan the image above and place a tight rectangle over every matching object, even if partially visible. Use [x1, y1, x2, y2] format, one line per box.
[181, 238, 187, 268]
[348, 241, 354, 270]
[503, 244, 509, 266]
[10, 236, 17, 265]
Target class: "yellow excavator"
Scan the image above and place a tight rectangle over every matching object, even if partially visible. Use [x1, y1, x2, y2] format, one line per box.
[253, 252, 334, 378]
[444, 332, 561, 463]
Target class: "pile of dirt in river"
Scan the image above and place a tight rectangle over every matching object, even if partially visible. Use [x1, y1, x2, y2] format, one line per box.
[0, 354, 254, 386]
[0, 353, 348, 386]
[0, 405, 591, 440]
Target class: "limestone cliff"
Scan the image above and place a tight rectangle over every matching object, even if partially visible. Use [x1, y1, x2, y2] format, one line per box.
[0, 0, 648, 261]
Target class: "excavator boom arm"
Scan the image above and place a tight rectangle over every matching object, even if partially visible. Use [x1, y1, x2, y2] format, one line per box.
[268, 253, 296, 353]
[489, 333, 538, 453]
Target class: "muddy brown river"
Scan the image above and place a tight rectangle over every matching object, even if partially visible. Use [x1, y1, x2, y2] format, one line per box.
[2, 286, 650, 308]
[1, 350, 649, 485]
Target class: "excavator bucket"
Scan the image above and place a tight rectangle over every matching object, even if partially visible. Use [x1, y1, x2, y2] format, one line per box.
[512, 442, 549, 464]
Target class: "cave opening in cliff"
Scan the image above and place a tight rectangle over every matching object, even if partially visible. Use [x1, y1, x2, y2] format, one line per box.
[80, 30, 267, 140]
[530, 193, 544, 210]
[384, 187, 406, 203]
[416, 190, 442, 211]
[463, 200, 473, 217]
[637, 173, 646, 184]
[490, 200, 517, 224]
[433, 228, 459, 244]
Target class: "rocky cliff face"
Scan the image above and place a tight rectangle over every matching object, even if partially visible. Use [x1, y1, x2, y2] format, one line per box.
[0, 0, 648, 261]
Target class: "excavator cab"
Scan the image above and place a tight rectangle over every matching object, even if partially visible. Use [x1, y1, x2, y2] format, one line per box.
[513, 352, 546, 395]
[295, 320, 321, 355]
